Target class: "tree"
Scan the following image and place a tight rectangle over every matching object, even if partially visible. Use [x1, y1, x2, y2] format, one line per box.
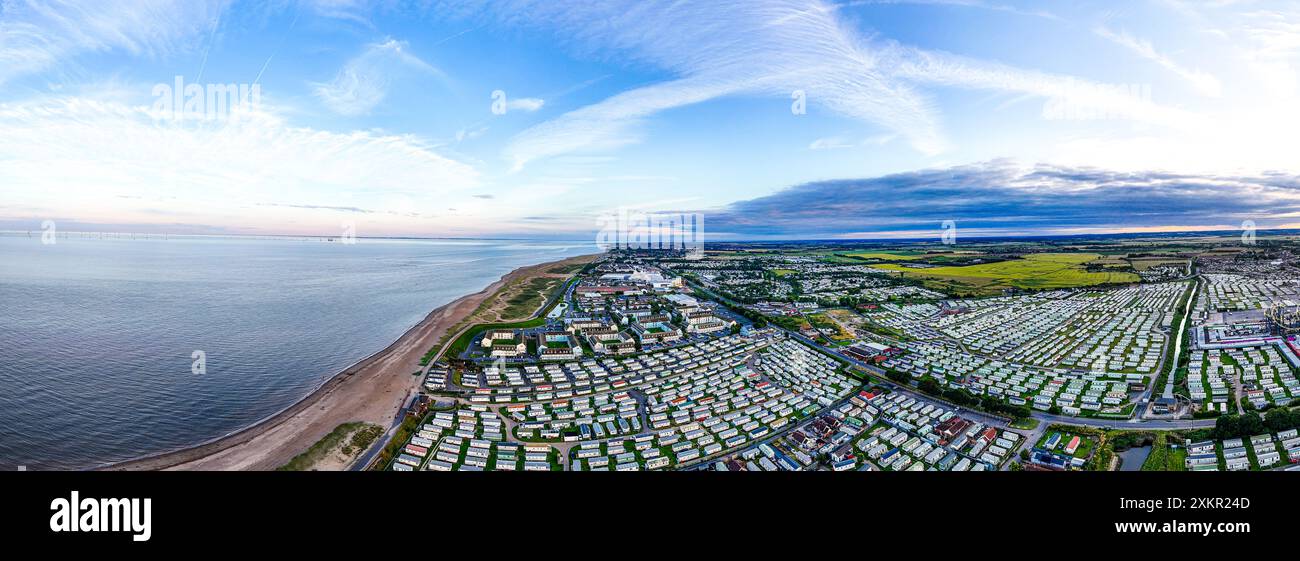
[942, 388, 977, 407]
[1019, 448, 1030, 461]
[918, 377, 943, 396]
[1266, 408, 1295, 432]
[1238, 411, 1265, 437]
[886, 369, 912, 385]
[1215, 415, 1233, 439]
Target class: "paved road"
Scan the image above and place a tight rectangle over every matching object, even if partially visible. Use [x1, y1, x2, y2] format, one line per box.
[750, 304, 1221, 431]
[351, 402, 411, 471]
[684, 276, 1220, 432]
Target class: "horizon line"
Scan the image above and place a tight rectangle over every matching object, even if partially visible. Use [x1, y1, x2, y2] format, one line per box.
[4, 227, 1296, 244]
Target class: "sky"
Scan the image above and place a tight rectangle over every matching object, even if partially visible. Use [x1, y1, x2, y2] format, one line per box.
[2, 0, 1300, 240]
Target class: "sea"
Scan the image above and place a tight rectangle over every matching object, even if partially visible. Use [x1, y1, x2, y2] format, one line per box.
[0, 234, 592, 470]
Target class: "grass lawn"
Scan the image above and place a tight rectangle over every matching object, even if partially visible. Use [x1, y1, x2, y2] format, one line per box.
[1010, 417, 1040, 430]
[807, 312, 854, 340]
[1037, 429, 1095, 458]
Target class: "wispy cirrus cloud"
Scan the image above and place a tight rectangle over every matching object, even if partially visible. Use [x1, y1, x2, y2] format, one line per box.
[304, 0, 374, 26]
[505, 97, 545, 112]
[312, 38, 443, 116]
[487, 0, 946, 168]
[808, 136, 857, 150]
[703, 160, 1300, 238]
[463, 0, 1193, 170]
[1094, 26, 1222, 97]
[835, 0, 1060, 21]
[809, 133, 895, 150]
[0, 0, 228, 87]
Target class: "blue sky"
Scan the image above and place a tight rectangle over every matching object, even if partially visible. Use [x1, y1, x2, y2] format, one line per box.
[2, 0, 1300, 239]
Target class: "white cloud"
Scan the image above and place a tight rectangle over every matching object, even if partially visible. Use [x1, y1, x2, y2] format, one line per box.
[889, 45, 1202, 129]
[488, 0, 1195, 170]
[312, 39, 443, 116]
[0, 95, 479, 234]
[809, 136, 855, 150]
[494, 0, 947, 169]
[0, 0, 228, 86]
[836, 0, 1061, 21]
[506, 97, 545, 112]
[1094, 26, 1223, 97]
[304, 0, 374, 26]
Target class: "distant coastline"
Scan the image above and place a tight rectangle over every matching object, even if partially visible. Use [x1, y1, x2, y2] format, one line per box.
[0, 230, 591, 243]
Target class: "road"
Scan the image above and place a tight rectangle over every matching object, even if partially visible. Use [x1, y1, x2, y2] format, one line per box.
[801, 327, 1219, 430]
[686, 276, 1223, 433]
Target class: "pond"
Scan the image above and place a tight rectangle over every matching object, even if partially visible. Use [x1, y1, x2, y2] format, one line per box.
[1118, 446, 1152, 471]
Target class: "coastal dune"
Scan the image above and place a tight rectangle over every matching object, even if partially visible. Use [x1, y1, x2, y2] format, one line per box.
[104, 253, 597, 471]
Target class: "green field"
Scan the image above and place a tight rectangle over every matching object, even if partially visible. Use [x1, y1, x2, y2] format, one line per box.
[807, 312, 854, 341]
[874, 253, 1139, 293]
[841, 251, 927, 261]
[1139, 434, 1188, 471]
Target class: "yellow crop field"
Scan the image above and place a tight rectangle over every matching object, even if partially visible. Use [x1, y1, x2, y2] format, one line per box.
[874, 253, 1139, 293]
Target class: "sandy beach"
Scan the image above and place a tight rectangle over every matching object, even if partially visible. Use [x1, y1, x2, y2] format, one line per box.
[103, 253, 597, 471]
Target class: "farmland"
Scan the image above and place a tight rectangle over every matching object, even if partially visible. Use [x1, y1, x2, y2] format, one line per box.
[873, 253, 1139, 294]
[841, 251, 927, 261]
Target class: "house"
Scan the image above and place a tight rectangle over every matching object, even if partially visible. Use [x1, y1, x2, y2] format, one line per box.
[1064, 435, 1081, 455]
[590, 331, 637, 355]
[631, 314, 682, 345]
[480, 329, 518, 347]
[684, 310, 731, 334]
[934, 416, 972, 441]
[576, 284, 643, 298]
[480, 330, 527, 358]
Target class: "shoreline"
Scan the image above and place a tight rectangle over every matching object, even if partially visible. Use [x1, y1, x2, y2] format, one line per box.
[101, 252, 598, 471]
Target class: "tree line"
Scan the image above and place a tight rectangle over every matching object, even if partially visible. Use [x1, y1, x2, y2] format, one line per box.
[1211, 407, 1300, 441]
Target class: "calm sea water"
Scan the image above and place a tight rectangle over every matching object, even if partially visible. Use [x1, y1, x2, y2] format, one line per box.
[0, 235, 590, 470]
